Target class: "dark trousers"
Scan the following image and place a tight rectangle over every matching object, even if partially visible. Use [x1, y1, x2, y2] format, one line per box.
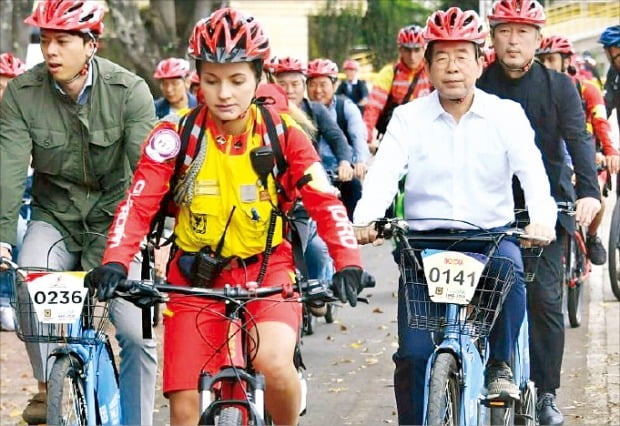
[336, 178, 362, 221]
[527, 228, 567, 393]
[393, 237, 525, 425]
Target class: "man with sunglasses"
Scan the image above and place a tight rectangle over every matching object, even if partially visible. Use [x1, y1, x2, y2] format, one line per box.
[362, 25, 433, 153]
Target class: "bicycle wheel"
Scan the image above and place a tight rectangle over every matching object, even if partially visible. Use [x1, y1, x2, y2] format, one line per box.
[514, 381, 536, 426]
[489, 401, 515, 426]
[324, 302, 339, 323]
[47, 355, 88, 426]
[216, 407, 243, 426]
[608, 200, 620, 301]
[567, 279, 582, 328]
[426, 352, 461, 426]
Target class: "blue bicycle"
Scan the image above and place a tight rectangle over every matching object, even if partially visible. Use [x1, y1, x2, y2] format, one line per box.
[1, 257, 122, 425]
[374, 218, 540, 426]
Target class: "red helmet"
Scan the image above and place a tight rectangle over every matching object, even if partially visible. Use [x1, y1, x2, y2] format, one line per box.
[424, 7, 487, 45]
[273, 56, 307, 75]
[342, 59, 359, 71]
[263, 56, 279, 74]
[536, 35, 574, 56]
[188, 7, 270, 63]
[0, 53, 26, 78]
[153, 58, 190, 79]
[397, 25, 426, 48]
[256, 83, 289, 113]
[483, 46, 496, 66]
[488, 0, 546, 27]
[307, 58, 339, 79]
[24, 0, 105, 35]
[189, 70, 200, 85]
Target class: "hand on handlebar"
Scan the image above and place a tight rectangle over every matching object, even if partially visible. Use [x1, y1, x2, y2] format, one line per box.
[337, 161, 354, 182]
[332, 267, 374, 307]
[85, 262, 127, 302]
[0, 246, 12, 270]
[354, 223, 383, 246]
[605, 154, 620, 174]
[522, 223, 556, 247]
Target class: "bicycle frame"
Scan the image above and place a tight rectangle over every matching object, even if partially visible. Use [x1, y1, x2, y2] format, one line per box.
[198, 298, 267, 425]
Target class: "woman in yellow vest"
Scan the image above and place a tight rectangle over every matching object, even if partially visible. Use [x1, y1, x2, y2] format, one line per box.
[86, 7, 367, 425]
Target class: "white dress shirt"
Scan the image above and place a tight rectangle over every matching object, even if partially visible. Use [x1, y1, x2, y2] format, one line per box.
[353, 88, 557, 230]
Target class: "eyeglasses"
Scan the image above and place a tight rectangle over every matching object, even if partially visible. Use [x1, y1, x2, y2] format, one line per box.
[431, 54, 477, 68]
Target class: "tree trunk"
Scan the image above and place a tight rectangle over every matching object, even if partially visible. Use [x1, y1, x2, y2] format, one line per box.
[0, 0, 33, 58]
[105, 0, 162, 88]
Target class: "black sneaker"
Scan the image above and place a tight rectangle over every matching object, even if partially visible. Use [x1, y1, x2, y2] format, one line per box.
[536, 392, 564, 425]
[484, 361, 520, 400]
[586, 234, 606, 265]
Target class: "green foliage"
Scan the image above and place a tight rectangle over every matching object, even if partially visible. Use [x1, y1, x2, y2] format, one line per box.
[436, 0, 480, 12]
[308, 2, 365, 66]
[309, 0, 431, 71]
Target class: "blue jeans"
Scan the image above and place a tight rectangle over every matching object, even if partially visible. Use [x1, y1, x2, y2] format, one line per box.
[393, 234, 526, 425]
[304, 219, 334, 281]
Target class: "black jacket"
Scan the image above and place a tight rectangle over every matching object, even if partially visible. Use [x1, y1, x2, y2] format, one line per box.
[300, 98, 352, 163]
[478, 60, 600, 232]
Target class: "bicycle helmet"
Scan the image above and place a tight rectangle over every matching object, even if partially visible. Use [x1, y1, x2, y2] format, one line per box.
[423, 7, 487, 45]
[536, 35, 574, 56]
[307, 58, 339, 80]
[24, 0, 105, 36]
[599, 25, 620, 47]
[273, 56, 307, 75]
[188, 7, 270, 63]
[483, 46, 496, 66]
[189, 70, 200, 85]
[487, 0, 546, 28]
[263, 56, 279, 74]
[0, 53, 26, 78]
[153, 58, 191, 79]
[397, 25, 425, 48]
[343, 59, 359, 71]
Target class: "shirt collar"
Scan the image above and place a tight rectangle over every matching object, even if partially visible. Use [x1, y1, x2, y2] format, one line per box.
[53, 61, 94, 105]
[428, 87, 488, 121]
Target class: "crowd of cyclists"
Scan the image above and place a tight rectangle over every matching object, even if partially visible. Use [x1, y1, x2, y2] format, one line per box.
[0, 0, 619, 425]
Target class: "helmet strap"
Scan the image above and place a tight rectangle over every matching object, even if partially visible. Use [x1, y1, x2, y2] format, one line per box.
[499, 56, 534, 74]
[56, 33, 97, 85]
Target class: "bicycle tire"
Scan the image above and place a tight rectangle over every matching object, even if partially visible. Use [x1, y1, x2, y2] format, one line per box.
[47, 355, 88, 426]
[324, 302, 339, 324]
[302, 309, 316, 336]
[216, 406, 243, 426]
[426, 352, 461, 426]
[608, 200, 620, 301]
[567, 281, 582, 328]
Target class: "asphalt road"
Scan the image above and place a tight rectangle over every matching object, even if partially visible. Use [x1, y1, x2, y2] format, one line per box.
[1, 219, 618, 425]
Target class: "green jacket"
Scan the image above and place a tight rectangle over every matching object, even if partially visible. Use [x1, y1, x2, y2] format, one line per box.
[0, 56, 156, 257]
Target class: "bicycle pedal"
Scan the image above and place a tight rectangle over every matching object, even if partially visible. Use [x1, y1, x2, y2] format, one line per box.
[482, 391, 520, 405]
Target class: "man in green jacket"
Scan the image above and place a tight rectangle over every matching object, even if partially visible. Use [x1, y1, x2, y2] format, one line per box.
[0, 1, 157, 424]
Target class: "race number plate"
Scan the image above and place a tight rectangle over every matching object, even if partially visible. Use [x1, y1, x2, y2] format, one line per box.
[25, 272, 88, 323]
[421, 250, 489, 305]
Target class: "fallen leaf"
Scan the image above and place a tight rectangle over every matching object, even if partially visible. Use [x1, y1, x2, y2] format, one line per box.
[373, 307, 384, 314]
[366, 357, 379, 365]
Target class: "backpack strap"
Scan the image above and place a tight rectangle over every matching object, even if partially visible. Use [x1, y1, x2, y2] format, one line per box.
[148, 105, 204, 247]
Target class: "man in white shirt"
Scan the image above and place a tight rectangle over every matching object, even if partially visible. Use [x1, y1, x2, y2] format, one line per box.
[353, 8, 556, 425]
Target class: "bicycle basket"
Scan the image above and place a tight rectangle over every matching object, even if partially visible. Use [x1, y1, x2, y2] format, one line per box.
[521, 246, 543, 283]
[10, 268, 110, 345]
[400, 247, 516, 338]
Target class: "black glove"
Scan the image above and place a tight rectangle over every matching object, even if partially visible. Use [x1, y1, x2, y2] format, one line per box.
[85, 262, 127, 302]
[332, 266, 364, 307]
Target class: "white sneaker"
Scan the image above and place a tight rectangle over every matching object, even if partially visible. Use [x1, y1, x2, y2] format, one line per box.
[0, 306, 15, 331]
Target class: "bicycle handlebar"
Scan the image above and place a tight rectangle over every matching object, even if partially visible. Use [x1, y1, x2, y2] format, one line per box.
[115, 278, 339, 308]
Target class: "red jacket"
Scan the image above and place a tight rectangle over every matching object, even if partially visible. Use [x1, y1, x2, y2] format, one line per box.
[574, 77, 618, 156]
[102, 105, 362, 272]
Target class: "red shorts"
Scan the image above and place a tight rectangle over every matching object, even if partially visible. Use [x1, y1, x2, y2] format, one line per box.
[162, 242, 302, 395]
